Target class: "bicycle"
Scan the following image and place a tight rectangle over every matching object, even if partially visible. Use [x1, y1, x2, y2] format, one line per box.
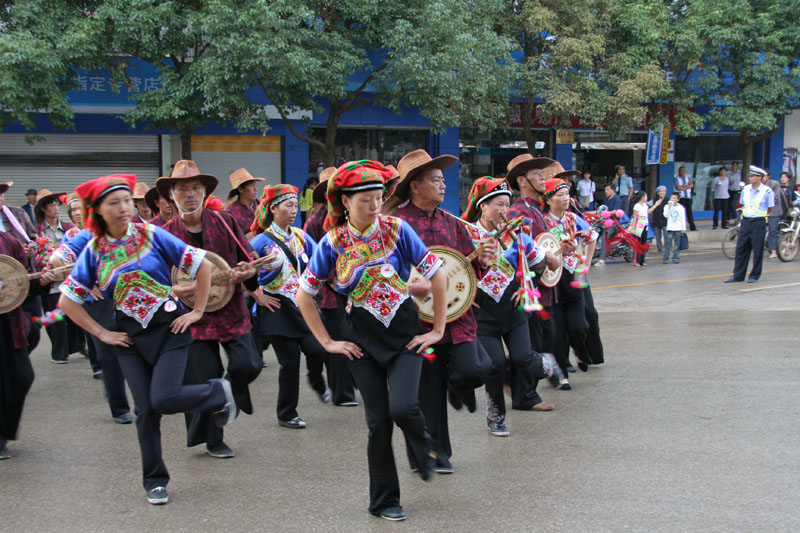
[721, 211, 741, 259]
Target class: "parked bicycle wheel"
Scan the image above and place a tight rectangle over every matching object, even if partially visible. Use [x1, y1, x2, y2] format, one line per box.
[721, 227, 738, 259]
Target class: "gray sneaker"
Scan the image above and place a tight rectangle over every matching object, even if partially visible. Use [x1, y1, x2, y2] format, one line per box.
[0, 445, 11, 460]
[146, 486, 168, 505]
[114, 412, 133, 424]
[487, 420, 510, 437]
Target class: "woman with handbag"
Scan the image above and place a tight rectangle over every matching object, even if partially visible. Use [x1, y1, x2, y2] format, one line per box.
[58, 174, 237, 505]
[249, 184, 329, 429]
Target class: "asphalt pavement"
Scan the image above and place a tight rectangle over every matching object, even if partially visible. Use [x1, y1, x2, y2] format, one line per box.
[2, 238, 799, 532]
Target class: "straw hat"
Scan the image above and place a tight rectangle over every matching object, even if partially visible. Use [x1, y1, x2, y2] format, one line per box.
[155, 159, 218, 199]
[145, 184, 164, 214]
[393, 149, 458, 202]
[312, 167, 337, 203]
[505, 155, 556, 189]
[132, 182, 150, 200]
[230, 168, 265, 189]
[0, 181, 12, 194]
[541, 160, 580, 181]
[34, 189, 67, 218]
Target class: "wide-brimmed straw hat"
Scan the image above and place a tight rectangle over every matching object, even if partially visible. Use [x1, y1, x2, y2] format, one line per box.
[392, 149, 458, 202]
[541, 160, 580, 181]
[34, 189, 67, 218]
[155, 159, 218, 199]
[505, 155, 556, 189]
[227, 168, 265, 200]
[312, 167, 337, 203]
[145, 184, 165, 214]
[132, 182, 150, 200]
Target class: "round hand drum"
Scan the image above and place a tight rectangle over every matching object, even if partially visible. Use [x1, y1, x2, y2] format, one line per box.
[170, 251, 234, 313]
[407, 245, 477, 324]
[536, 232, 563, 287]
[0, 255, 30, 314]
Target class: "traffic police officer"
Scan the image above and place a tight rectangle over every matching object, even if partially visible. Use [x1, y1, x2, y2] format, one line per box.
[725, 165, 774, 284]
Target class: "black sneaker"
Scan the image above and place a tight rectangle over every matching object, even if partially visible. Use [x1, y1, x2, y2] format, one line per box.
[51, 358, 68, 364]
[434, 459, 454, 475]
[278, 416, 306, 429]
[206, 442, 234, 458]
[0, 445, 10, 460]
[488, 420, 510, 437]
[372, 505, 407, 521]
[114, 412, 133, 424]
[93, 370, 103, 380]
[212, 378, 238, 428]
[335, 400, 359, 407]
[146, 486, 168, 505]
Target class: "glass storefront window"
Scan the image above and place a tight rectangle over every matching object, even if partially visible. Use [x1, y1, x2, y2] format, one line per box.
[573, 131, 649, 197]
[674, 134, 742, 211]
[459, 128, 550, 211]
[308, 127, 428, 176]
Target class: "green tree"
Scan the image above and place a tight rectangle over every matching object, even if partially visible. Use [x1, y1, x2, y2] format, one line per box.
[0, 0, 107, 134]
[698, 0, 800, 173]
[508, 0, 671, 155]
[206, 0, 517, 167]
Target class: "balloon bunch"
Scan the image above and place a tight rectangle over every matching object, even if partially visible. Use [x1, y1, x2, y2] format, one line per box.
[33, 306, 65, 326]
[32, 235, 55, 269]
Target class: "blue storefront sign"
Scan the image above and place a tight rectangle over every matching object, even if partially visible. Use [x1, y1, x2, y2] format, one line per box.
[646, 126, 663, 165]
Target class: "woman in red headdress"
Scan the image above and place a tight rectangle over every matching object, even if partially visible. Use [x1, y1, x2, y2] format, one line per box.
[58, 174, 237, 506]
[295, 160, 448, 521]
[461, 177, 567, 436]
[249, 184, 330, 429]
[542, 178, 600, 376]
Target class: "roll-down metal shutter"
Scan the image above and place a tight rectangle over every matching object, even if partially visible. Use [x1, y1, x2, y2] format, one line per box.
[0, 133, 160, 221]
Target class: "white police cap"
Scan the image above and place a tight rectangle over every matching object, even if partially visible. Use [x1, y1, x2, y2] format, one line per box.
[748, 165, 767, 177]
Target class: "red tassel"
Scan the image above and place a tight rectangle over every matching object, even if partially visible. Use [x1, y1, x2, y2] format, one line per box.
[422, 350, 436, 363]
[537, 308, 550, 321]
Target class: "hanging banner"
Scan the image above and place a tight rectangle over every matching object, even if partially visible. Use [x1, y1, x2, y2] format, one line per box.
[646, 125, 664, 165]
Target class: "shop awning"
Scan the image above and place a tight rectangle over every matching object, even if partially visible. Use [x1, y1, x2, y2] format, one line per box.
[576, 142, 646, 150]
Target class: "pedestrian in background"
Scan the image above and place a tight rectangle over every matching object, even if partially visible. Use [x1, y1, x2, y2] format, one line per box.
[662, 192, 686, 264]
[674, 165, 697, 231]
[299, 177, 316, 226]
[763, 172, 784, 259]
[779, 172, 794, 220]
[21, 188, 37, 223]
[648, 185, 668, 252]
[712, 167, 730, 229]
[613, 164, 633, 214]
[631, 190, 649, 266]
[727, 161, 742, 225]
[577, 170, 596, 210]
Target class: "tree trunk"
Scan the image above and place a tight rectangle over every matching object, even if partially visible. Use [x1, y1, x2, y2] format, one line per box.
[323, 114, 338, 168]
[180, 127, 193, 160]
[521, 99, 537, 156]
[740, 133, 752, 180]
[647, 164, 658, 199]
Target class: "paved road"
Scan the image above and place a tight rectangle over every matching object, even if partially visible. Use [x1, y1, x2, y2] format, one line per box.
[3, 242, 799, 532]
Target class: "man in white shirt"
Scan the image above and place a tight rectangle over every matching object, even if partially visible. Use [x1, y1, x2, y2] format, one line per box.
[727, 161, 742, 225]
[576, 170, 596, 209]
[674, 166, 697, 231]
[725, 166, 774, 283]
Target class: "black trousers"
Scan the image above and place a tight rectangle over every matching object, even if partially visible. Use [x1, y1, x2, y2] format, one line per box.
[733, 217, 767, 281]
[408, 340, 491, 468]
[183, 334, 262, 448]
[552, 278, 591, 375]
[42, 292, 84, 361]
[728, 194, 740, 222]
[348, 351, 429, 514]
[117, 347, 226, 491]
[712, 198, 729, 228]
[582, 287, 604, 365]
[0, 316, 34, 442]
[321, 308, 356, 405]
[480, 322, 545, 422]
[90, 335, 130, 418]
[268, 334, 327, 422]
[679, 197, 696, 230]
